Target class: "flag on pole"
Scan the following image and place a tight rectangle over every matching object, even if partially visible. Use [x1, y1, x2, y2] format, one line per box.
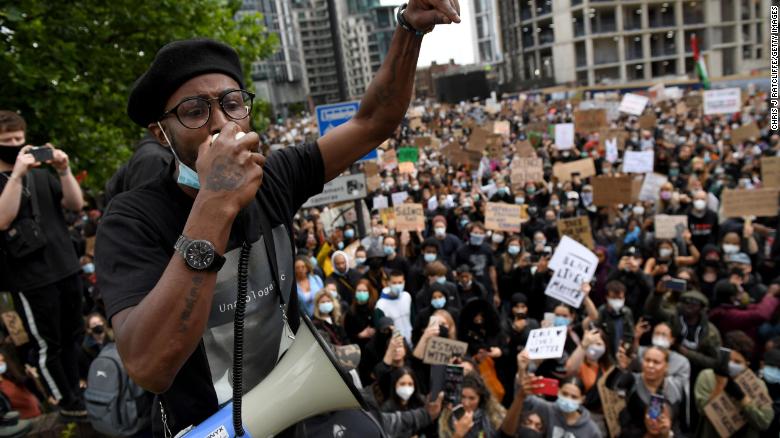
[691, 34, 710, 89]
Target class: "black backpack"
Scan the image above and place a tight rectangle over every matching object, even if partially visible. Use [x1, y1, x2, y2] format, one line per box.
[85, 343, 152, 436]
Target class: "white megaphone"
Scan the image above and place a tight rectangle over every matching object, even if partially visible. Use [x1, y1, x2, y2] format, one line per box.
[179, 315, 366, 438]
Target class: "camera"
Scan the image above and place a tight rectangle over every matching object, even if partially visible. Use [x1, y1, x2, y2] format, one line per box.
[27, 146, 53, 163]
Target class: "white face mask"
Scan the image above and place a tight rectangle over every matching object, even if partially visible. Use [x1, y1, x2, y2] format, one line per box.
[633, 206, 645, 216]
[693, 199, 707, 211]
[396, 385, 415, 401]
[492, 233, 504, 244]
[434, 227, 446, 237]
[659, 248, 673, 259]
[652, 336, 671, 349]
[722, 244, 739, 254]
[607, 298, 625, 313]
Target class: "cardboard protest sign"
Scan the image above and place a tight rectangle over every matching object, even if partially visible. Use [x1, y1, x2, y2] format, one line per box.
[721, 188, 780, 218]
[731, 122, 761, 145]
[393, 203, 425, 231]
[704, 393, 747, 438]
[467, 127, 491, 151]
[638, 173, 668, 202]
[574, 109, 607, 134]
[623, 150, 654, 174]
[704, 88, 741, 115]
[526, 327, 568, 360]
[379, 208, 396, 228]
[366, 174, 381, 192]
[391, 191, 409, 206]
[735, 369, 773, 410]
[654, 215, 688, 239]
[485, 202, 523, 233]
[510, 157, 544, 190]
[413, 136, 432, 148]
[638, 113, 657, 129]
[684, 94, 703, 111]
[449, 147, 483, 167]
[515, 140, 536, 158]
[592, 176, 642, 206]
[372, 195, 389, 210]
[554, 123, 575, 150]
[398, 162, 415, 174]
[398, 147, 419, 163]
[423, 336, 469, 365]
[382, 149, 398, 170]
[762, 156, 780, 188]
[618, 93, 649, 116]
[597, 368, 625, 438]
[545, 236, 599, 307]
[493, 120, 510, 136]
[675, 101, 689, 116]
[364, 161, 379, 177]
[557, 216, 594, 249]
[552, 158, 596, 182]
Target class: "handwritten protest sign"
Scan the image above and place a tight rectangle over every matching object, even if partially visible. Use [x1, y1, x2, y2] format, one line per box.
[423, 337, 469, 365]
[393, 203, 424, 231]
[379, 208, 396, 228]
[574, 109, 607, 134]
[762, 156, 780, 188]
[398, 147, 419, 163]
[366, 174, 381, 192]
[654, 215, 688, 239]
[372, 195, 388, 210]
[592, 176, 642, 206]
[552, 158, 596, 182]
[731, 122, 761, 145]
[597, 369, 625, 438]
[623, 150, 654, 174]
[546, 236, 598, 307]
[391, 191, 409, 206]
[638, 113, 657, 129]
[515, 140, 536, 158]
[398, 162, 415, 174]
[557, 216, 594, 249]
[722, 188, 780, 218]
[618, 93, 649, 116]
[704, 393, 747, 438]
[526, 327, 568, 360]
[735, 369, 772, 410]
[493, 120, 510, 137]
[485, 203, 522, 233]
[639, 173, 668, 201]
[554, 123, 575, 150]
[382, 149, 398, 170]
[467, 127, 491, 151]
[511, 157, 544, 190]
[704, 88, 741, 115]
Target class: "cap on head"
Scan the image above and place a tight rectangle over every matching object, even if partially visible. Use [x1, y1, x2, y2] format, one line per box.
[127, 38, 244, 127]
[680, 290, 709, 307]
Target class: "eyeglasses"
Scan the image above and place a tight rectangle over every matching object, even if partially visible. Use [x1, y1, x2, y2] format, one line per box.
[160, 89, 254, 129]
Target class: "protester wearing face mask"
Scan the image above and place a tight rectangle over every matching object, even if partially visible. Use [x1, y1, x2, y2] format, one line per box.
[354, 246, 369, 275]
[343, 279, 377, 347]
[497, 237, 533, 310]
[509, 353, 601, 438]
[455, 265, 489, 305]
[408, 239, 447, 296]
[694, 331, 773, 438]
[381, 367, 430, 438]
[361, 217, 387, 254]
[375, 270, 413, 344]
[724, 251, 766, 301]
[312, 289, 349, 346]
[589, 281, 634, 356]
[453, 222, 500, 307]
[499, 294, 540, 401]
[414, 261, 461, 314]
[327, 250, 361, 305]
[81, 313, 113, 367]
[644, 237, 700, 284]
[687, 189, 719, 250]
[412, 287, 459, 345]
[382, 235, 411, 281]
[490, 180, 513, 204]
[609, 246, 653, 316]
[564, 329, 613, 400]
[429, 215, 463, 261]
[489, 230, 506, 253]
[294, 255, 324, 317]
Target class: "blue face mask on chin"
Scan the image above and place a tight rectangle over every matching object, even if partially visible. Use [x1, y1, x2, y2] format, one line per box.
[763, 366, 780, 384]
[158, 122, 201, 190]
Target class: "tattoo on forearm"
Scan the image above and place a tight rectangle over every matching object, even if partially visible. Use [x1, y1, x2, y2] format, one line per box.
[179, 275, 204, 332]
[204, 156, 244, 191]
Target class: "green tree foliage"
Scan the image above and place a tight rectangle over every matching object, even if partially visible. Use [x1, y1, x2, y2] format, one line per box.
[0, 0, 277, 194]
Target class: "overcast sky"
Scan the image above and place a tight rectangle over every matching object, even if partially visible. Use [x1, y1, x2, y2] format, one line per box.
[416, 0, 475, 68]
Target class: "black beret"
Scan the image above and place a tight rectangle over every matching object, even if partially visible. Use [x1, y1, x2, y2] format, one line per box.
[127, 38, 244, 127]
[511, 293, 528, 305]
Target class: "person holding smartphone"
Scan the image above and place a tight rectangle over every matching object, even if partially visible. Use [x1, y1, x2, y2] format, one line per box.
[0, 111, 86, 418]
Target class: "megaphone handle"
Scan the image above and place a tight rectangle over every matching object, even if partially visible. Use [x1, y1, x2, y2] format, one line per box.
[233, 240, 252, 437]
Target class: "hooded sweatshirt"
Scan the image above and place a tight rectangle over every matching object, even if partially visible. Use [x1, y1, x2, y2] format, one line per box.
[523, 395, 603, 438]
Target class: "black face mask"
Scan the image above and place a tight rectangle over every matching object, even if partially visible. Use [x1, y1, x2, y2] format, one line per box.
[91, 325, 105, 335]
[0, 145, 23, 165]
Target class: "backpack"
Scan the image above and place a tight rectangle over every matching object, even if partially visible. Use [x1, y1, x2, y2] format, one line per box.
[85, 343, 153, 436]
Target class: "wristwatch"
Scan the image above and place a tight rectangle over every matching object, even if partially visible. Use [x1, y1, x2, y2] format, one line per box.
[174, 235, 226, 272]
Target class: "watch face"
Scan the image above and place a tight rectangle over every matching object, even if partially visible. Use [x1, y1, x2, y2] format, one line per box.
[184, 240, 215, 270]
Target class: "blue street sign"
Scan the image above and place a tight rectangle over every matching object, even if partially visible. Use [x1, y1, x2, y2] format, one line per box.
[315, 101, 377, 161]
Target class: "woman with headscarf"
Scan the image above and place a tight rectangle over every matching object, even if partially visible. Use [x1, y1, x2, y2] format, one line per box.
[327, 250, 361, 305]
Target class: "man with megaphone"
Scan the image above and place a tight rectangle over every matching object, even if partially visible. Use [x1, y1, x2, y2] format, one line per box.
[95, 0, 461, 436]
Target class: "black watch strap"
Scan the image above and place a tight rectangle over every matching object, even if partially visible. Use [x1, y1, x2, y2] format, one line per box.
[396, 3, 428, 36]
[174, 235, 226, 272]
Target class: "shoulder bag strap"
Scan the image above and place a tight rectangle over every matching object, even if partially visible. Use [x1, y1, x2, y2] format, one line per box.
[255, 197, 286, 306]
[26, 172, 42, 223]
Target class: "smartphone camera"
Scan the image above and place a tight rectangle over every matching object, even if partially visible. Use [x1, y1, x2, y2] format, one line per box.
[27, 146, 53, 163]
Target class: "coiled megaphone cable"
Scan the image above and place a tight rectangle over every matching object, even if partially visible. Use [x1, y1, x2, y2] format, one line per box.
[233, 240, 251, 436]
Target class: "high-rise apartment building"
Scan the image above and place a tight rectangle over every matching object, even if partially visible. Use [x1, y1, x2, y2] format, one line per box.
[498, 0, 770, 89]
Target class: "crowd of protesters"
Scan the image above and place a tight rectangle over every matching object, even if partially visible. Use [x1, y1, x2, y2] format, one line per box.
[0, 79, 779, 438]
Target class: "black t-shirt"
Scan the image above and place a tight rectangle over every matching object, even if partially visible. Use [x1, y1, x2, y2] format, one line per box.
[0, 169, 81, 290]
[104, 134, 172, 204]
[95, 142, 325, 436]
[452, 243, 496, 293]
